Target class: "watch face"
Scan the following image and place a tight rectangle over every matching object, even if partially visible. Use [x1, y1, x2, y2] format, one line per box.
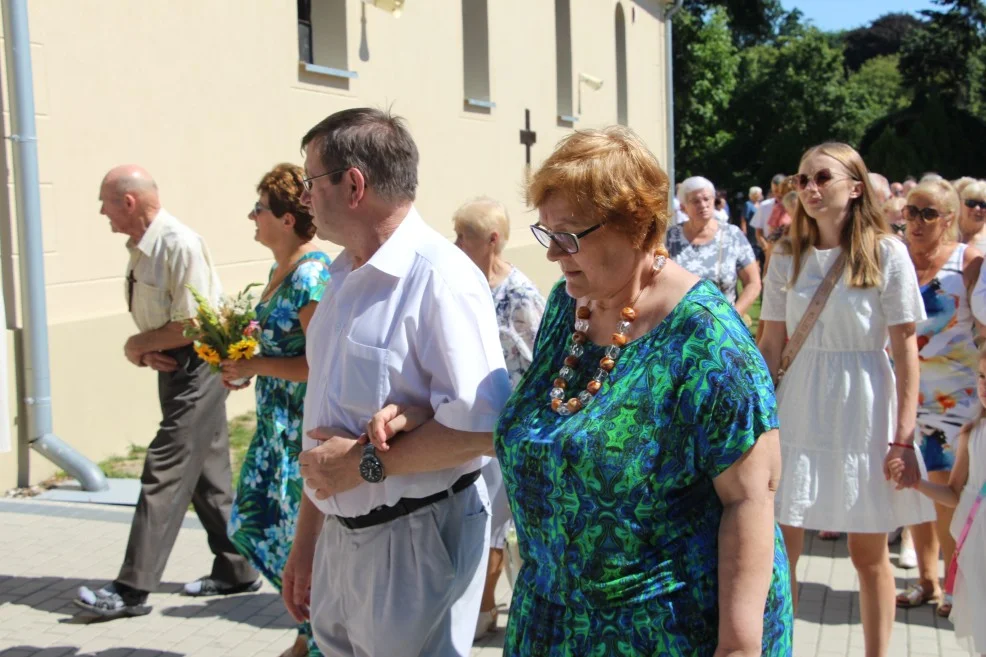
[359, 455, 385, 483]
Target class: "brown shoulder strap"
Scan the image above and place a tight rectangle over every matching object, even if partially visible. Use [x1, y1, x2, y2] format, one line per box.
[777, 250, 847, 381]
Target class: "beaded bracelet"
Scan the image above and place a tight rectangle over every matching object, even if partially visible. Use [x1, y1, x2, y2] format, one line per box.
[889, 442, 915, 450]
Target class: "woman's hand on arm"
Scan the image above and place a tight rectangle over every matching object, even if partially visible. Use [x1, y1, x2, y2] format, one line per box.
[713, 429, 781, 657]
[887, 322, 920, 487]
[734, 262, 761, 316]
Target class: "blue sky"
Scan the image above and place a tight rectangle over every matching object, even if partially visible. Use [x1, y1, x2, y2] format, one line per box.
[782, 0, 939, 31]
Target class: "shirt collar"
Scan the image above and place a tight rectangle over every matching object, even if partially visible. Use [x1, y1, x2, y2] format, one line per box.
[363, 207, 425, 278]
[131, 209, 173, 256]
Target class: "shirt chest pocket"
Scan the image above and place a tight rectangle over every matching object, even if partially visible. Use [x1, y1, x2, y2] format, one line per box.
[132, 280, 171, 330]
[336, 338, 389, 419]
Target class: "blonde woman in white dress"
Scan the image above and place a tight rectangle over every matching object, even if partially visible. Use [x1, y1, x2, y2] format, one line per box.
[758, 142, 936, 657]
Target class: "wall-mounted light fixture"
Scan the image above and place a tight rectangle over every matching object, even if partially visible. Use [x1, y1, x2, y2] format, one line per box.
[361, 0, 404, 17]
[577, 72, 603, 114]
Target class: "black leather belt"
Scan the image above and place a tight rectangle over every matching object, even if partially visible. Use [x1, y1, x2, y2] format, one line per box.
[336, 470, 481, 530]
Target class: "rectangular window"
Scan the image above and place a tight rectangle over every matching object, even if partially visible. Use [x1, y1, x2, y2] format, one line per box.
[555, 0, 575, 125]
[462, 0, 493, 112]
[299, 0, 357, 79]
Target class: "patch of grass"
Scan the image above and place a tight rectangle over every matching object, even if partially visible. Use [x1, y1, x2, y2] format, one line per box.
[229, 411, 257, 489]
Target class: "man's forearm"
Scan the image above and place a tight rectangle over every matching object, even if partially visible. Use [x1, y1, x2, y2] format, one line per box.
[377, 419, 493, 476]
[130, 321, 192, 354]
[294, 493, 324, 548]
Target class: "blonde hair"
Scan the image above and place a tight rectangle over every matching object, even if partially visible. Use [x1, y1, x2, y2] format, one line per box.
[907, 179, 961, 241]
[780, 142, 889, 288]
[527, 126, 670, 255]
[954, 176, 977, 197]
[452, 196, 510, 254]
[781, 190, 799, 216]
[961, 180, 986, 202]
[963, 342, 986, 428]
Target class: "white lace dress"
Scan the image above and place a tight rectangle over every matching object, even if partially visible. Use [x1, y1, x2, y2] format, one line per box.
[762, 237, 937, 531]
[949, 420, 986, 655]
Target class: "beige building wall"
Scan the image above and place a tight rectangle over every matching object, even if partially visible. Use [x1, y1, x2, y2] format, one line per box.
[0, 0, 669, 490]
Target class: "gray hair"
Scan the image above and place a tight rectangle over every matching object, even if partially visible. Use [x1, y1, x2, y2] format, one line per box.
[748, 186, 763, 200]
[452, 196, 510, 254]
[962, 180, 986, 202]
[868, 173, 891, 203]
[677, 176, 716, 207]
[301, 107, 419, 203]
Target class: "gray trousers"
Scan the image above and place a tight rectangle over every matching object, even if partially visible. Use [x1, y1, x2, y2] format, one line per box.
[310, 479, 490, 657]
[115, 345, 256, 592]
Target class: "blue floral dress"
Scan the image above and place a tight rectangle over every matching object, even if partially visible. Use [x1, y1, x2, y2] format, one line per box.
[494, 280, 793, 656]
[228, 252, 330, 656]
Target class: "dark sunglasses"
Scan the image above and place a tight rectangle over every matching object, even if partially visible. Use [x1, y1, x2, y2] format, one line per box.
[891, 223, 907, 235]
[530, 223, 603, 255]
[302, 166, 350, 192]
[250, 201, 271, 217]
[965, 198, 986, 210]
[793, 168, 855, 192]
[903, 205, 942, 223]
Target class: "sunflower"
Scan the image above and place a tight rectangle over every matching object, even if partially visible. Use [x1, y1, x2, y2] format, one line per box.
[194, 342, 221, 366]
[228, 338, 259, 361]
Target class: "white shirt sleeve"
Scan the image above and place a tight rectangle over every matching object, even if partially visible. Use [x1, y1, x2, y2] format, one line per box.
[166, 237, 220, 322]
[751, 199, 773, 230]
[419, 275, 512, 433]
[760, 252, 791, 322]
[879, 237, 927, 326]
[971, 259, 986, 325]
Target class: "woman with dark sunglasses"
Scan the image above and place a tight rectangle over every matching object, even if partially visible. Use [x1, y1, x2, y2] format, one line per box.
[958, 180, 986, 252]
[894, 179, 984, 619]
[758, 142, 936, 657]
[223, 163, 331, 657]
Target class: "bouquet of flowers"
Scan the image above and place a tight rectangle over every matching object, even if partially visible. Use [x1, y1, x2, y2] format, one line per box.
[182, 283, 262, 385]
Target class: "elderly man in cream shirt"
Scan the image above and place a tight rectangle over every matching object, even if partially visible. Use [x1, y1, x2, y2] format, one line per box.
[74, 165, 258, 619]
[282, 109, 511, 657]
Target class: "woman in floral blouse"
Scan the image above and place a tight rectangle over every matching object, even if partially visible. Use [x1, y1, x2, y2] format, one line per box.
[452, 196, 545, 639]
[221, 164, 330, 657]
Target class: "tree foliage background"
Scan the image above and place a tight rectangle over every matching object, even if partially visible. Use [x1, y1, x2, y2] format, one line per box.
[672, 0, 986, 195]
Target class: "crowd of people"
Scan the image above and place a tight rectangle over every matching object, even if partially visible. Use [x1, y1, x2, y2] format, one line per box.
[67, 106, 986, 657]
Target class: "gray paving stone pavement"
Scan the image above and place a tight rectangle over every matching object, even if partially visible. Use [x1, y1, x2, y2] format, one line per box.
[0, 498, 970, 656]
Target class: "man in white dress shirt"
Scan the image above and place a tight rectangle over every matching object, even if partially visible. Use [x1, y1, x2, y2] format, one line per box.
[282, 108, 511, 656]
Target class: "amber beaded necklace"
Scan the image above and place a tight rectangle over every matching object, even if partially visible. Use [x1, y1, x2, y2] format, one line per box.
[549, 255, 668, 415]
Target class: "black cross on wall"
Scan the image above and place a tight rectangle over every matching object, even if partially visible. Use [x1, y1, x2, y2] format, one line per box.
[519, 109, 537, 166]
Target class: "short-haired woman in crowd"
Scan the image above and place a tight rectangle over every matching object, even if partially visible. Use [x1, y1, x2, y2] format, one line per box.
[959, 180, 986, 253]
[495, 128, 792, 655]
[759, 142, 935, 657]
[666, 176, 762, 317]
[895, 180, 983, 618]
[223, 163, 331, 657]
[451, 196, 545, 640]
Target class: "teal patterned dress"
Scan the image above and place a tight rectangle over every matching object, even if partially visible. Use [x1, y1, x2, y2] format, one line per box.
[494, 280, 793, 656]
[228, 252, 330, 656]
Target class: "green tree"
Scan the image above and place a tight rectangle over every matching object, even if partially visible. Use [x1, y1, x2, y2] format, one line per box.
[840, 55, 911, 145]
[842, 13, 922, 71]
[672, 7, 740, 180]
[898, 0, 986, 106]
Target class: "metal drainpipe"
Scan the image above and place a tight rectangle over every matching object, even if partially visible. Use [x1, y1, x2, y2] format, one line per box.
[4, 0, 108, 491]
[665, 0, 684, 190]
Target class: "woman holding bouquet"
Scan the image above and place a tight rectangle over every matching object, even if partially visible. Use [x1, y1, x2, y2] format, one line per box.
[222, 163, 330, 657]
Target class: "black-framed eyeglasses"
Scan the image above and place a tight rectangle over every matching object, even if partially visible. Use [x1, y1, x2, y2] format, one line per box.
[302, 167, 350, 192]
[903, 205, 942, 223]
[891, 223, 907, 235]
[530, 223, 603, 255]
[965, 198, 986, 211]
[250, 201, 271, 217]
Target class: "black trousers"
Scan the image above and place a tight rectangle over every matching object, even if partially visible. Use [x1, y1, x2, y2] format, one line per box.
[115, 345, 257, 592]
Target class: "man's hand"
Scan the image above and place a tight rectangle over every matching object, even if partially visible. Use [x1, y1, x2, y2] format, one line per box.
[282, 542, 314, 622]
[299, 428, 362, 500]
[141, 352, 179, 372]
[124, 336, 146, 366]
